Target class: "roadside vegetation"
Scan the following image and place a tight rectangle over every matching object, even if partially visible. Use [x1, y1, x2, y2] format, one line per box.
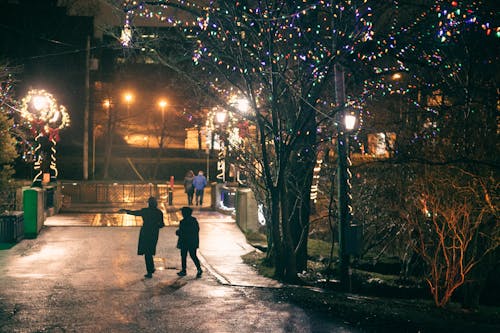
[243, 238, 500, 332]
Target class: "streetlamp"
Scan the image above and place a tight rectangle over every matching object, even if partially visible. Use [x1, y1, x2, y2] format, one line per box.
[153, 99, 169, 179]
[337, 108, 357, 291]
[215, 110, 227, 183]
[123, 92, 134, 118]
[391, 73, 405, 124]
[216, 109, 227, 124]
[158, 99, 167, 123]
[19, 89, 69, 186]
[92, 99, 111, 179]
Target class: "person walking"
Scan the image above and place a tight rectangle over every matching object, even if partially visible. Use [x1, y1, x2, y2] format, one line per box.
[119, 197, 165, 279]
[183, 170, 195, 205]
[176, 206, 203, 278]
[192, 170, 207, 206]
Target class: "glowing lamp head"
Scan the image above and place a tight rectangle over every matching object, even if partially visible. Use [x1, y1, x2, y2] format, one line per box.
[124, 92, 133, 104]
[216, 111, 227, 124]
[235, 98, 249, 113]
[103, 99, 111, 109]
[33, 95, 48, 110]
[344, 114, 357, 131]
[392, 73, 402, 80]
[158, 100, 167, 108]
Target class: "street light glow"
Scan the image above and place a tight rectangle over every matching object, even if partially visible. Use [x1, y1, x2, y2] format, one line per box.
[33, 95, 48, 110]
[158, 99, 167, 108]
[103, 99, 111, 109]
[235, 98, 249, 113]
[392, 73, 402, 80]
[344, 114, 357, 131]
[216, 110, 227, 124]
[124, 92, 134, 104]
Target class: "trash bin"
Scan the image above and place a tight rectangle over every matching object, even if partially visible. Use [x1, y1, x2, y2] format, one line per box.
[23, 187, 44, 238]
[221, 187, 236, 208]
[0, 211, 24, 243]
[346, 224, 363, 256]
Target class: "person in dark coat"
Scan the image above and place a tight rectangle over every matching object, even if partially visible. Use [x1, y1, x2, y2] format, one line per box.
[176, 206, 203, 278]
[119, 197, 164, 278]
[183, 170, 195, 205]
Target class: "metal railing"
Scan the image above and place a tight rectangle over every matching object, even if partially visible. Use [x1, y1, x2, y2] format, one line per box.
[60, 182, 172, 204]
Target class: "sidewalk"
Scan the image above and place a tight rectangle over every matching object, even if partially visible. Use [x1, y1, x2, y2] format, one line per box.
[45, 206, 281, 288]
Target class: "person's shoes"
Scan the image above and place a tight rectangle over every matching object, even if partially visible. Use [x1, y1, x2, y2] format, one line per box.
[196, 269, 203, 279]
[151, 268, 156, 274]
[177, 270, 186, 277]
[144, 273, 153, 279]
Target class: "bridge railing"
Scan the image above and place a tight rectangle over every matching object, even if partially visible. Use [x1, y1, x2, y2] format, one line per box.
[60, 182, 173, 204]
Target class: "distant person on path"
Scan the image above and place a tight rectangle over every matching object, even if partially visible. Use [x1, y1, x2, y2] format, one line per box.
[192, 170, 207, 206]
[176, 206, 202, 278]
[183, 170, 195, 205]
[119, 197, 165, 279]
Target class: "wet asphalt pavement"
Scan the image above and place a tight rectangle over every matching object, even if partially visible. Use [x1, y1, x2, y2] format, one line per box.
[0, 211, 364, 333]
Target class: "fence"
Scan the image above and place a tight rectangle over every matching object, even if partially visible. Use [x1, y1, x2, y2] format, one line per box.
[60, 182, 172, 204]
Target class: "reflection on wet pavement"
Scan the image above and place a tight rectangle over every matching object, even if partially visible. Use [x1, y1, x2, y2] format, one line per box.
[44, 208, 233, 227]
[88, 208, 181, 227]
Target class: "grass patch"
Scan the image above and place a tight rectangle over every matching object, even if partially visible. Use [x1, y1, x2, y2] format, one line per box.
[307, 238, 336, 260]
[276, 286, 500, 332]
[243, 229, 267, 244]
[242, 250, 275, 278]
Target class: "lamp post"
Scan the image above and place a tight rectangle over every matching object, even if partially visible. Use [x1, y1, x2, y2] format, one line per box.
[337, 109, 357, 291]
[91, 124, 101, 180]
[20, 89, 69, 186]
[158, 99, 168, 147]
[153, 99, 168, 179]
[391, 72, 405, 124]
[158, 99, 167, 124]
[123, 92, 133, 118]
[215, 110, 227, 183]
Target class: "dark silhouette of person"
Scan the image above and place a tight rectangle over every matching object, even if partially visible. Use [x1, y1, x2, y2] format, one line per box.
[119, 197, 164, 278]
[176, 206, 203, 278]
[183, 170, 195, 205]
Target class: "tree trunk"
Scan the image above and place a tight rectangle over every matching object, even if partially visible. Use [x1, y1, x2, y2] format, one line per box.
[270, 188, 284, 279]
[290, 115, 317, 272]
[280, 182, 299, 282]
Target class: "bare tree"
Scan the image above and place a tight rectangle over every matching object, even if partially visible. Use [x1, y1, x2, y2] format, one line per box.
[118, 0, 380, 281]
[0, 65, 18, 196]
[403, 166, 498, 307]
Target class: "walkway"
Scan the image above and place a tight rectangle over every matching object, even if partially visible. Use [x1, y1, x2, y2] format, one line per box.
[44, 206, 280, 288]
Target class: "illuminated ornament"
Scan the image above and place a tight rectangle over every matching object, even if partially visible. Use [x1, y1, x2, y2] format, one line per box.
[20, 89, 70, 132]
[20, 89, 70, 186]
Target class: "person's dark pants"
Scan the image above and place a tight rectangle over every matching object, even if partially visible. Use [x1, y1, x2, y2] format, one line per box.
[144, 254, 155, 274]
[195, 189, 204, 205]
[187, 191, 194, 205]
[181, 247, 201, 272]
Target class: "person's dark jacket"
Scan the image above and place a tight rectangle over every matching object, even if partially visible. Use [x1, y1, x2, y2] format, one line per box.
[184, 176, 194, 194]
[176, 216, 200, 250]
[125, 207, 164, 255]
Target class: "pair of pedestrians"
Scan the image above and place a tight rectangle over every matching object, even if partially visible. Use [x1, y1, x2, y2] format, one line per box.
[183, 170, 207, 206]
[119, 198, 202, 279]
